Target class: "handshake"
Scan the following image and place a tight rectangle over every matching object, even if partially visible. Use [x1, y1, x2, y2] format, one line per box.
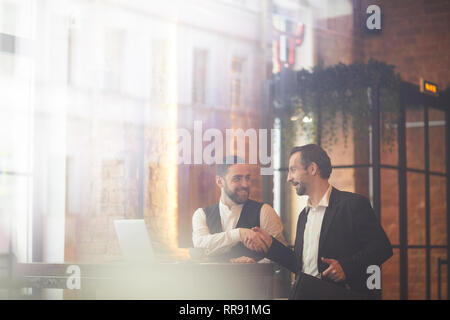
[239, 227, 273, 253]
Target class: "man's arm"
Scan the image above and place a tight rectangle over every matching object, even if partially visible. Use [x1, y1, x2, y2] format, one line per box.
[192, 208, 240, 256]
[338, 196, 393, 280]
[266, 237, 297, 273]
[192, 208, 269, 256]
[260, 204, 287, 246]
[247, 227, 297, 273]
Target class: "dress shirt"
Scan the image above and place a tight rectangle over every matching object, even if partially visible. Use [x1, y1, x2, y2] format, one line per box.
[302, 184, 332, 277]
[192, 200, 286, 256]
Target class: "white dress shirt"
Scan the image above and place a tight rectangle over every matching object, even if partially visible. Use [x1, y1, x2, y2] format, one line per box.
[302, 184, 332, 277]
[192, 201, 286, 257]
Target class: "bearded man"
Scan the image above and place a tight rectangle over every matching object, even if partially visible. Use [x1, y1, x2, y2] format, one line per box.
[192, 156, 286, 262]
[245, 144, 393, 299]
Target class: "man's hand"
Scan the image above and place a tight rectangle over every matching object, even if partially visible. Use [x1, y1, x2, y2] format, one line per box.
[230, 256, 256, 263]
[241, 227, 272, 253]
[239, 228, 268, 252]
[321, 257, 346, 282]
[252, 227, 273, 251]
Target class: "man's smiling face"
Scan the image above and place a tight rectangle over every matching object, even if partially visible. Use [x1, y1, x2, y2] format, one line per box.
[287, 151, 310, 196]
[221, 164, 251, 204]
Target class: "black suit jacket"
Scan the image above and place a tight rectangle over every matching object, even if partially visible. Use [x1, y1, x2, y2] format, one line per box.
[267, 187, 393, 296]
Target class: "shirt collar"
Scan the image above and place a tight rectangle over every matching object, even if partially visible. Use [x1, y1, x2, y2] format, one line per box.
[307, 184, 332, 209]
[219, 199, 243, 213]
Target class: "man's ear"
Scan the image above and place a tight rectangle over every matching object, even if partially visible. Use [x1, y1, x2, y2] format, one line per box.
[309, 162, 319, 176]
[216, 175, 224, 188]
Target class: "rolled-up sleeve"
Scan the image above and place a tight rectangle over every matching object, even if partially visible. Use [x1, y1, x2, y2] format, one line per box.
[192, 208, 241, 256]
[260, 204, 287, 246]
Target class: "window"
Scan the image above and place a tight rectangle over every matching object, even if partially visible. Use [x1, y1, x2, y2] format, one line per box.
[151, 39, 169, 105]
[230, 56, 245, 109]
[103, 28, 125, 92]
[0, 33, 15, 77]
[192, 48, 208, 105]
[67, 24, 76, 85]
[0, 2, 17, 78]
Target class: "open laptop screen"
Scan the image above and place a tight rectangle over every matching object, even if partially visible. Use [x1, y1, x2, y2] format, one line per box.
[114, 219, 156, 263]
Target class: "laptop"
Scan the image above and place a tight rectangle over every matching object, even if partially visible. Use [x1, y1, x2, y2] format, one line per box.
[114, 219, 156, 263]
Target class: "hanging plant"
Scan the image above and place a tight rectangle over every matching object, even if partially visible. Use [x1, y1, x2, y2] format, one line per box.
[272, 59, 402, 151]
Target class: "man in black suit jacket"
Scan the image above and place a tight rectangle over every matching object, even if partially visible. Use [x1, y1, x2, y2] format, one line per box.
[245, 144, 393, 299]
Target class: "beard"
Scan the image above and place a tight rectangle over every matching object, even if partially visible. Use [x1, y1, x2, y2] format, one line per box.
[293, 181, 307, 196]
[224, 183, 250, 205]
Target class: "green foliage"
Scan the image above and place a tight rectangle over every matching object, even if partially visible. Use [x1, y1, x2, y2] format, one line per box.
[273, 59, 402, 151]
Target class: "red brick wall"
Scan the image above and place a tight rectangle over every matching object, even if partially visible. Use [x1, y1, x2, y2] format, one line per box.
[315, 14, 361, 67]
[360, 0, 450, 89]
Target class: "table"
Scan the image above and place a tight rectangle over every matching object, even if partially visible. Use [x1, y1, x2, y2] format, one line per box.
[12, 261, 275, 300]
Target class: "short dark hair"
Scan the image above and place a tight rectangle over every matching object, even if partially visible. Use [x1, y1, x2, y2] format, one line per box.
[289, 144, 332, 179]
[215, 156, 245, 177]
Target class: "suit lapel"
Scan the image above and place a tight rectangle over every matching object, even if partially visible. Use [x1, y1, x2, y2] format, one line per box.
[318, 187, 340, 254]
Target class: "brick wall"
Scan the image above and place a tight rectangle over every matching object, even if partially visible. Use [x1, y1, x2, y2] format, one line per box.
[360, 0, 450, 89]
[315, 14, 362, 67]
